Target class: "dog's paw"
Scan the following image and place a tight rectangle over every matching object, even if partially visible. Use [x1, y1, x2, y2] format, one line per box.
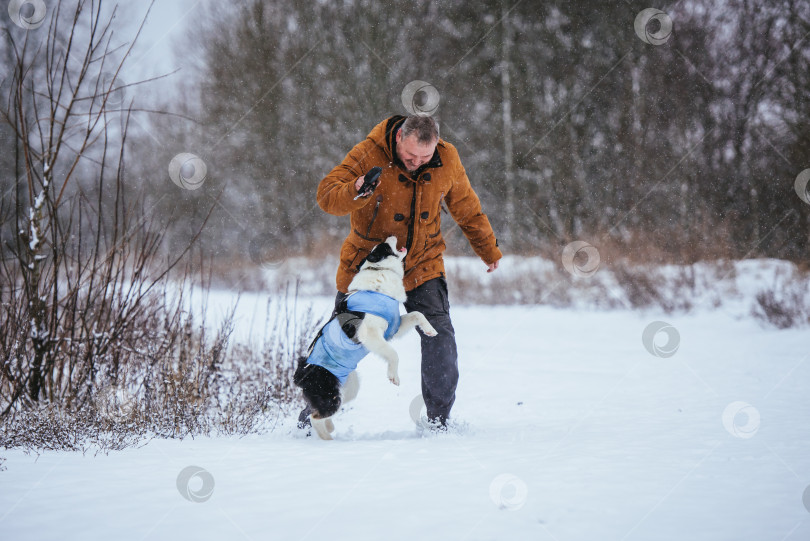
[388, 371, 400, 386]
[420, 323, 438, 337]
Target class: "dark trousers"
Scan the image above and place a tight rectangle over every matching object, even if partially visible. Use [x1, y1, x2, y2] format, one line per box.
[331, 277, 458, 423]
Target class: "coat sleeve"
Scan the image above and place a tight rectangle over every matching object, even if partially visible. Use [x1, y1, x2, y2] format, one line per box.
[444, 158, 503, 265]
[317, 138, 377, 216]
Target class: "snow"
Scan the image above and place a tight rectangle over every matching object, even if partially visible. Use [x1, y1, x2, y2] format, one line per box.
[33, 190, 45, 211]
[2, 293, 810, 540]
[27, 207, 40, 252]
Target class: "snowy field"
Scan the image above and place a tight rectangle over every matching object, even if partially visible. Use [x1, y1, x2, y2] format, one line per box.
[2, 268, 810, 540]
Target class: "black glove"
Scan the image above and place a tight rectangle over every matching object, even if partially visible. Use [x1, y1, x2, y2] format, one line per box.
[353, 166, 382, 200]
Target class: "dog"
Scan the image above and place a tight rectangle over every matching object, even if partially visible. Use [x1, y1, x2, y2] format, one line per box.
[293, 236, 437, 440]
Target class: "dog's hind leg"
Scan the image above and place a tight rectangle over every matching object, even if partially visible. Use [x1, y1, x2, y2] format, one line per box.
[311, 417, 334, 440]
[394, 311, 438, 339]
[357, 316, 401, 385]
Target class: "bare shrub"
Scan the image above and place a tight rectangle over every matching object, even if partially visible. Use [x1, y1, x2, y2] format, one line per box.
[752, 267, 810, 329]
[0, 403, 146, 454]
[610, 262, 702, 313]
[444, 255, 742, 314]
[0, 1, 210, 415]
[611, 264, 665, 310]
[0, 281, 324, 452]
[447, 256, 576, 307]
[0, 3, 323, 453]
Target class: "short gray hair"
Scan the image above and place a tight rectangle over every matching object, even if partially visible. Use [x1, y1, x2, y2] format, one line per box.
[400, 115, 439, 144]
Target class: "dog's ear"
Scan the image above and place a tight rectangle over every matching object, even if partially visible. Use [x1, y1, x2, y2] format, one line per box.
[364, 241, 396, 264]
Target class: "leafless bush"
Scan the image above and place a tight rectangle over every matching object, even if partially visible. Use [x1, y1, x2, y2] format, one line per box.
[611, 264, 669, 312]
[0, 2, 323, 453]
[0, 402, 146, 454]
[0, 1, 201, 413]
[605, 261, 710, 313]
[752, 267, 810, 329]
[447, 257, 576, 307]
[0, 281, 324, 452]
[445, 255, 740, 314]
[205, 251, 340, 296]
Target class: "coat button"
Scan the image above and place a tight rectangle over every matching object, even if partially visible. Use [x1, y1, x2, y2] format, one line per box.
[394, 213, 405, 221]
[423, 173, 431, 181]
[420, 211, 429, 220]
[398, 174, 408, 183]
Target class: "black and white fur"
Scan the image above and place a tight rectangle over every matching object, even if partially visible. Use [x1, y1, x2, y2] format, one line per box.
[293, 236, 437, 440]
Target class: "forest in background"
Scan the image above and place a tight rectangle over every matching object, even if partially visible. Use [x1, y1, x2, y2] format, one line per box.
[2, 0, 810, 272]
[115, 0, 810, 270]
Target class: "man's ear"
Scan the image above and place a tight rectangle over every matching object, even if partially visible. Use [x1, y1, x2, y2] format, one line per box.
[395, 127, 401, 143]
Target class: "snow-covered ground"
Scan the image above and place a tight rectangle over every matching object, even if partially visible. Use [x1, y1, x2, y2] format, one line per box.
[2, 264, 810, 540]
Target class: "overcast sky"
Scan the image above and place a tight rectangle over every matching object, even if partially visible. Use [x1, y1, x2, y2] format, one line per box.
[117, 0, 201, 90]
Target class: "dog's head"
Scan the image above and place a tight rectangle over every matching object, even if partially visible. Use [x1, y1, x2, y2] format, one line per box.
[293, 358, 342, 419]
[357, 236, 406, 274]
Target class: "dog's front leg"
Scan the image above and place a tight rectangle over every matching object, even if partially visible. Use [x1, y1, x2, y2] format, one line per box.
[342, 371, 360, 404]
[394, 311, 438, 339]
[357, 316, 401, 385]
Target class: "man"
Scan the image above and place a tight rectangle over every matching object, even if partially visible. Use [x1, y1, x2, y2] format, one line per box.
[299, 114, 501, 431]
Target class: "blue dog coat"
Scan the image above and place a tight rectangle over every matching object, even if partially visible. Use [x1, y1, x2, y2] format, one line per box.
[305, 290, 401, 384]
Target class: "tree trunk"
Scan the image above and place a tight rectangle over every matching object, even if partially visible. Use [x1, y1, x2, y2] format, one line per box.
[500, 0, 515, 245]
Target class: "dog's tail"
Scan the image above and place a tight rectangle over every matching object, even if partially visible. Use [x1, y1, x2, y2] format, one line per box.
[292, 356, 310, 387]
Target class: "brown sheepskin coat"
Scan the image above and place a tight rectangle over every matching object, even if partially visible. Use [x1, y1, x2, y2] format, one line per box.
[317, 116, 502, 293]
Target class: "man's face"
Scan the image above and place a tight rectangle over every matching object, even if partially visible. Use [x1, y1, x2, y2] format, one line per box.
[396, 130, 437, 173]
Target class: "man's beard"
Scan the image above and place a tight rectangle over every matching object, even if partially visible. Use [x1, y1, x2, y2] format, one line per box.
[395, 149, 416, 174]
[403, 160, 420, 174]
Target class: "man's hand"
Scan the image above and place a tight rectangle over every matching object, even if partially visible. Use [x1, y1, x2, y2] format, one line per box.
[486, 259, 500, 273]
[353, 167, 382, 199]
